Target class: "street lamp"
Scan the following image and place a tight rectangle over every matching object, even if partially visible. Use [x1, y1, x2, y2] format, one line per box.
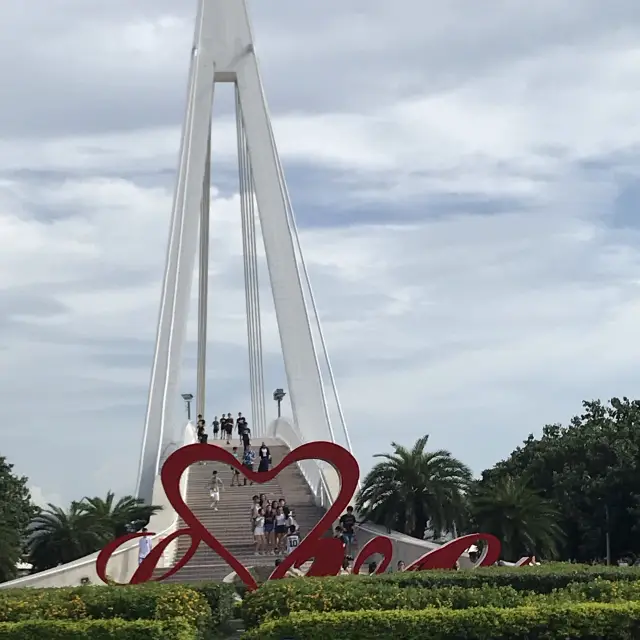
[273, 388, 286, 418]
[181, 393, 194, 421]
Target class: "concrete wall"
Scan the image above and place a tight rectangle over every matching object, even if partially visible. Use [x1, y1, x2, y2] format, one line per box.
[0, 423, 197, 589]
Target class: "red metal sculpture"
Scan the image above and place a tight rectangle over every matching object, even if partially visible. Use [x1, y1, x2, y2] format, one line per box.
[96, 442, 502, 590]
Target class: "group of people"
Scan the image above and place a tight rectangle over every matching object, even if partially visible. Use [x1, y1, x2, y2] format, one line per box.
[196, 411, 273, 479]
[196, 412, 249, 446]
[251, 493, 299, 556]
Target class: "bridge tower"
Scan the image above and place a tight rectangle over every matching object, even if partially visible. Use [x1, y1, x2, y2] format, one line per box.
[135, 0, 352, 503]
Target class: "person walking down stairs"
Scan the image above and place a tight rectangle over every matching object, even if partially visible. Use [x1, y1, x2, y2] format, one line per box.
[242, 447, 256, 486]
[208, 470, 224, 511]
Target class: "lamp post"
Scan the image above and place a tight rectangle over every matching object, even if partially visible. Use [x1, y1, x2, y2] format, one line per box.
[181, 393, 194, 421]
[273, 388, 286, 418]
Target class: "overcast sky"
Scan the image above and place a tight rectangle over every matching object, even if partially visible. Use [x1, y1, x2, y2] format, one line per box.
[2, 0, 640, 508]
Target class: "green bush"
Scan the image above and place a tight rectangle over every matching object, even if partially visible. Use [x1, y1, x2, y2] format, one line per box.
[241, 572, 640, 627]
[242, 602, 640, 639]
[188, 582, 235, 627]
[543, 577, 640, 605]
[0, 584, 209, 626]
[384, 563, 640, 592]
[0, 582, 236, 632]
[0, 618, 196, 639]
[241, 580, 526, 627]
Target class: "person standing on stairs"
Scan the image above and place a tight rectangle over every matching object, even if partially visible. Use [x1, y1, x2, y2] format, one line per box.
[208, 470, 224, 511]
[223, 414, 233, 444]
[258, 442, 271, 472]
[212, 416, 220, 439]
[250, 495, 260, 536]
[263, 504, 275, 553]
[237, 412, 247, 441]
[253, 508, 266, 555]
[274, 506, 287, 554]
[197, 423, 208, 464]
[242, 426, 251, 451]
[285, 524, 300, 557]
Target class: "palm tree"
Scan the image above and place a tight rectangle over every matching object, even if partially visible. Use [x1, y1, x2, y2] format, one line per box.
[470, 475, 564, 561]
[355, 435, 473, 539]
[80, 492, 161, 537]
[26, 493, 162, 572]
[26, 502, 104, 571]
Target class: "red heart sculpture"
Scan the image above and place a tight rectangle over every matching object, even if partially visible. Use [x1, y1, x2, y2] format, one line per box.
[351, 535, 393, 575]
[405, 532, 501, 571]
[96, 441, 359, 590]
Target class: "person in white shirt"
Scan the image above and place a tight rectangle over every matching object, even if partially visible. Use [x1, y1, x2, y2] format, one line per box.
[208, 471, 224, 511]
[274, 506, 288, 554]
[138, 527, 152, 565]
[286, 509, 298, 532]
[253, 508, 265, 555]
[285, 525, 300, 556]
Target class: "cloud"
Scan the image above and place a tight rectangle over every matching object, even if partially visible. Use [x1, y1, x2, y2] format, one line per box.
[29, 485, 63, 510]
[1, 0, 640, 505]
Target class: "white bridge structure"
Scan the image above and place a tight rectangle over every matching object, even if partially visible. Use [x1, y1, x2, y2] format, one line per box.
[2, 0, 442, 588]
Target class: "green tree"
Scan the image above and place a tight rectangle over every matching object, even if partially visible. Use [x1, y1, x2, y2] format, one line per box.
[26, 502, 101, 572]
[27, 493, 161, 573]
[81, 491, 161, 537]
[481, 398, 640, 562]
[355, 435, 472, 538]
[0, 456, 38, 583]
[470, 474, 564, 561]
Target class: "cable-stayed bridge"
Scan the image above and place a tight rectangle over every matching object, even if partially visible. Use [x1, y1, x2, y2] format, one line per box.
[1, 0, 441, 588]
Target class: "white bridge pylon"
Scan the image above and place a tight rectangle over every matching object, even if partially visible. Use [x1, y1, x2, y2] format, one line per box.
[135, 0, 353, 504]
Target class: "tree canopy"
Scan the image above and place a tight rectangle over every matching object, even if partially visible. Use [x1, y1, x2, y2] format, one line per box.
[469, 474, 564, 561]
[356, 435, 472, 538]
[0, 456, 38, 583]
[480, 398, 640, 562]
[26, 493, 161, 573]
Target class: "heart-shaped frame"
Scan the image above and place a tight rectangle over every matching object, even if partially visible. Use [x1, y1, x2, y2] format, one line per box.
[97, 441, 359, 590]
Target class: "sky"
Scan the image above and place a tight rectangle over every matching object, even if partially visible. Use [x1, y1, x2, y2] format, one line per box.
[2, 0, 640, 508]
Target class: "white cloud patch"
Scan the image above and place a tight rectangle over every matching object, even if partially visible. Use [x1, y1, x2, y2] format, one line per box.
[1, 0, 640, 504]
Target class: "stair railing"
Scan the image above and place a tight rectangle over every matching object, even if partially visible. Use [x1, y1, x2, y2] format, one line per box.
[269, 417, 335, 510]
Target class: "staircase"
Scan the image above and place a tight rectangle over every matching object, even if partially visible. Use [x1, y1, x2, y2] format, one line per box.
[152, 438, 327, 583]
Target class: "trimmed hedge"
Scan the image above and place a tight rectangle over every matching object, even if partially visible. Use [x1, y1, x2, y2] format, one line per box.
[242, 602, 640, 639]
[188, 582, 235, 627]
[241, 573, 640, 626]
[0, 582, 235, 632]
[0, 618, 195, 639]
[381, 563, 640, 591]
[241, 581, 526, 627]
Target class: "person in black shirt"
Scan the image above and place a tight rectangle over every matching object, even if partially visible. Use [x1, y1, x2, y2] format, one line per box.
[196, 424, 208, 465]
[242, 428, 251, 451]
[339, 506, 357, 555]
[237, 412, 247, 440]
[212, 416, 220, 439]
[223, 414, 233, 444]
[258, 442, 271, 472]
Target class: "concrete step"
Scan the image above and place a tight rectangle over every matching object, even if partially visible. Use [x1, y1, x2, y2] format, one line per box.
[154, 441, 330, 584]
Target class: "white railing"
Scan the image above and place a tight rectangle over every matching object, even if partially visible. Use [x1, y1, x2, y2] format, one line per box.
[268, 417, 335, 509]
[1, 422, 197, 589]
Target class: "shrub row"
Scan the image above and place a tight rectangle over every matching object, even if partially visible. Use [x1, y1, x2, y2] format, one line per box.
[241, 572, 640, 626]
[380, 563, 640, 591]
[0, 582, 234, 632]
[0, 618, 195, 639]
[242, 602, 640, 640]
